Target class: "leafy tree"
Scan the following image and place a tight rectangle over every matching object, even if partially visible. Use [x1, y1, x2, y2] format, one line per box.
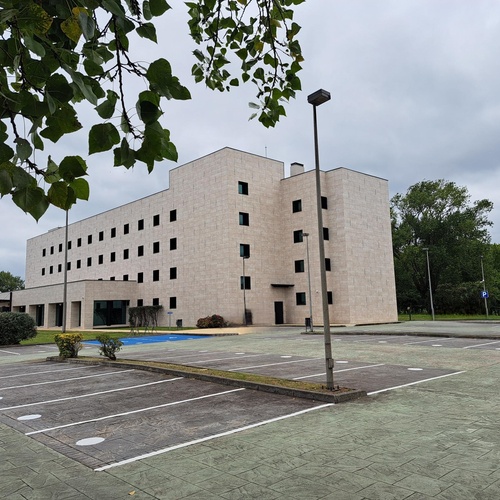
[391, 180, 493, 314]
[0, 270, 24, 292]
[0, 0, 304, 219]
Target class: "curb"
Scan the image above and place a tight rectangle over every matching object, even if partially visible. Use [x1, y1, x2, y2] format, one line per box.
[46, 356, 366, 404]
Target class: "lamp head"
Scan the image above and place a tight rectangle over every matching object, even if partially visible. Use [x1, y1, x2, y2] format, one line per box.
[307, 89, 331, 106]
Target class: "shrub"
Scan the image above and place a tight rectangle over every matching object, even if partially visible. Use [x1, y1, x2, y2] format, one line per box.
[96, 334, 123, 360]
[0, 312, 37, 345]
[54, 333, 83, 358]
[196, 314, 227, 329]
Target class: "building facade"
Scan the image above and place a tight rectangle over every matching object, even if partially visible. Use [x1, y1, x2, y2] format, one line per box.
[12, 147, 398, 329]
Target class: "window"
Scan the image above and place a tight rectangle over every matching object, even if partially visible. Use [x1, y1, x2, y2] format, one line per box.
[123, 274, 129, 281]
[88, 234, 92, 244]
[50, 246, 54, 255]
[138, 219, 144, 230]
[99, 231, 104, 241]
[293, 230, 303, 243]
[153, 270, 160, 282]
[170, 238, 177, 250]
[123, 249, 129, 260]
[238, 181, 248, 195]
[323, 227, 330, 241]
[68, 241, 72, 250]
[295, 260, 305, 273]
[124, 223, 129, 235]
[110, 252, 116, 262]
[59, 243, 63, 252]
[42, 248, 46, 257]
[49, 266, 53, 274]
[137, 299, 143, 307]
[169, 296, 177, 309]
[138, 245, 144, 257]
[67, 262, 71, 271]
[240, 276, 251, 290]
[77, 238, 82, 247]
[153, 214, 160, 226]
[87, 257, 92, 267]
[170, 209, 177, 222]
[111, 227, 116, 238]
[240, 244, 250, 258]
[296, 292, 307, 305]
[170, 267, 177, 279]
[42, 268, 45, 276]
[58, 263, 62, 272]
[153, 241, 160, 254]
[77, 259, 81, 269]
[327, 291, 333, 304]
[325, 258, 331, 271]
[98, 254, 104, 265]
[239, 212, 249, 226]
[137, 272, 144, 283]
[153, 298, 160, 306]
[292, 199, 302, 213]
[321, 196, 328, 209]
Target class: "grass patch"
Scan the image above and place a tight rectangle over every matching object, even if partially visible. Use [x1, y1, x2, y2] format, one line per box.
[398, 313, 497, 322]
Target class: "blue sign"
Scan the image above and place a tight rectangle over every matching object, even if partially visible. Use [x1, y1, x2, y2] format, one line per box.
[481, 291, 489, 299]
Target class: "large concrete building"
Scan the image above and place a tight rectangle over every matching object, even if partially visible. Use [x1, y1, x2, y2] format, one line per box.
[11, 147, 398, 329]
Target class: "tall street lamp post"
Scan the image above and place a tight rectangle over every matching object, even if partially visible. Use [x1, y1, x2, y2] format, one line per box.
[242, 256, 249, 326]
[62, 209, 69, 332]
[308, 89, 334, 390]
[422, 247, 435, 321]
[303, 232, 313, 332]
[480, 255, 489, 319]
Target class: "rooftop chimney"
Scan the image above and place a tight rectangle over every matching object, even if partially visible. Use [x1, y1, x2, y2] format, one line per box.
[290, 162, 304, 176]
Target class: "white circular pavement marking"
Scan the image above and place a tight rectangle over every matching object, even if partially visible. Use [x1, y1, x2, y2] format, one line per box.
[408, 368, 423, 371]
[17, 414, 41, 421]
[76, 437, 105, 446]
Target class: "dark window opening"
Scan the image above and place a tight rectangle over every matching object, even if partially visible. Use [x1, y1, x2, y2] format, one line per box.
[88, 235, 92, 244]
[50, 246, 54, 255]
[67, 241, 72, 250]
[98, 254, 103, 265]
[295, 260, 305, 273]
[137, 272, 143, 283]
[42, 268, 45, 276]
[124, 249, 129, 260]
[153, 269, 160, 281]
[99, 231, 104, 241]
[293, 230, 303, 243]
[321, 196, 328, 209]
[67, 262, 71, 271]
[77, 238, 82, 247]
[87, 257, 92, 267]
[138, 219, 144, 230]
[42, 248, 46, 257]
[325, 258, 331, 271]
[58, 243, 63, 252]
[153, 298, 160, 306]
[238, 181, 248, 195]
[323, 227, 329, 241]
[123, 274, 129, 281]
[111, 227, 116, 238]
[124, 223, 129, 235]
[110, 252, 116, 262]
[58, 263, 62, 272]
[240, 244, 250, 258]
[170, 209, 177, 222]
[49, 266, 53, 274]
[292, 199, 302, 213]
[240, 276, 251, 290]
[296, 292, 307, 305]
[137, 299, 143, 307]
[328, 291, 333, 304]
[239, 212, 249, 226]
[138, 245, 144, 257]
[169, 297, 177, 309]
[77, 259, 81, 269]
[153, 214, 160, 226]
[153, 241, 160, 254]
[170, 238, 177, 250]
[170, 267, 177, 279]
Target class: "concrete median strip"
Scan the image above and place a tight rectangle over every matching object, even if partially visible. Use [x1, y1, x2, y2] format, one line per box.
[46, 356, 367, 404]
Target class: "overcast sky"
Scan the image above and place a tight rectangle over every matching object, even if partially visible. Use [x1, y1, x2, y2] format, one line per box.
[2, 0, 500, 280]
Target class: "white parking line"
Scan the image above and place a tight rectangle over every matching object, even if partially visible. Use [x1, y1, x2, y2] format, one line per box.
[0, 350, 21, 356]
[403, 337, 453, 345]
[0, 378, 184, 411]
[229, 358, 321, 371]
[184, 354, 262, 364]
[94, 403, 334, 471]
[367, 371, 466, 395]
[0, 366, 93, 380]
[292, 363, 385, 380]
[463, 340, 500, 349]
[26, 388, 246, 435]
[0, 370, 134, 391]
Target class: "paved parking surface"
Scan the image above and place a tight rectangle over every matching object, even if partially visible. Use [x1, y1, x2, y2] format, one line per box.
[2, 321, 500, 499]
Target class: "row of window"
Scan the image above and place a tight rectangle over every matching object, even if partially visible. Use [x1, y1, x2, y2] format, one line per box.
[41, 211, 177, 257]
[138, 297, 177, 308]
[292, 197, 328, 213]
[42, 265, 177, 281]
[293, 229, 329, 243]
[296, 291, 333, 305]
[294, 258, 331, 273]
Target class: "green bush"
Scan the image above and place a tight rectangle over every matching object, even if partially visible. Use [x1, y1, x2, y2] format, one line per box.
[54, 333, 83, 358]
[0, 312, 37, 345]
[96, 334, 123, 360]
[196, 314, 227, 328]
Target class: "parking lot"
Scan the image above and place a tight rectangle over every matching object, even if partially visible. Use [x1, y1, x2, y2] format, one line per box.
[2, 322, 500, 499]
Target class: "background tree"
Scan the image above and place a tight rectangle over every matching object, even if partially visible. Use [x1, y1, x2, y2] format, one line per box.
[391, 179, 494, 314]
[0, 0, 304, 219]
[0, 270, 24, 292]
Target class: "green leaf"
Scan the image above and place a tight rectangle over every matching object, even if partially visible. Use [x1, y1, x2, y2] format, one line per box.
[0, 143, 14, 163]
[12, 186, 49, 220]
[136, 23, 157, 43]
[95, 90, 118, 119]
[113, 138, 135, 168]
[45, 157, 60, 184]
[79, 11, 95, 40]
[70, 177, 90, 200]
[45, 74, 74, 104]
[59, 156, 87, 182]
[102, 0, 125, 17]
[89, 123, 120, 154]
[84, 58, 104, 77]
[149, 0, 171, 16]
[15, 138, 32, 161]
[136, 91, 162, 124]
[24, 36, 45, 57]
[0, 167, 13, 195]
[47, 182, 69, 209]
[40, 106, 82, 142]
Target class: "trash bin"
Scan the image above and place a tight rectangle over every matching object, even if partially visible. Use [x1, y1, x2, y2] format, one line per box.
[176, 319, 182, 328]
[305, 317, 311, 330]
